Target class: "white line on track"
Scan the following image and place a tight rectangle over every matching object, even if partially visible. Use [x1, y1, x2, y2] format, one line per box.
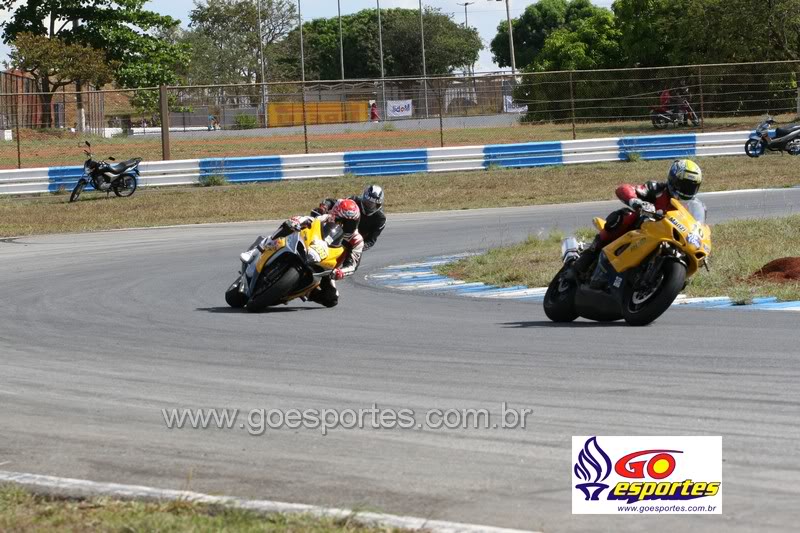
[0, 471, 538, 533]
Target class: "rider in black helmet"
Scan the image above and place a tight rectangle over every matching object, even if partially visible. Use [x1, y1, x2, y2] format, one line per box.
[313, 185, 386, 251]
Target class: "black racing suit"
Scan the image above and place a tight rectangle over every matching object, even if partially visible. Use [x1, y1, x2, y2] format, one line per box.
[314, 196, 386, 250]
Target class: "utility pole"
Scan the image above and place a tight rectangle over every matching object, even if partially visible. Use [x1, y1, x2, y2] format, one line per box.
[337, 0, 345, 80]
[73, 20, 86, 132]
[495, 0, 516, 75]
[256, 0, 268, 127]
[457, 2, 474, 27]
[458, 2, 475, 77]
[419, 0, 429, 117]
[377, 0, 387, 119]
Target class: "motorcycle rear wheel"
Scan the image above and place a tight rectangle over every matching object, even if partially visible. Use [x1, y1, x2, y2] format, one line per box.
[69, 180, 87, 203]
[744, 139, 764, 158]
[543, 266, 579, 322]
[622, 261, 686, 326]
[247, 260, 301, 312]
[113, 176, 137, 197]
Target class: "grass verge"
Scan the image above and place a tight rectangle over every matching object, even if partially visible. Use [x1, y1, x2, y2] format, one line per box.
[439, 216, 800, 303]
[0, 485, 406, 532]
[0, 154, 797, 238]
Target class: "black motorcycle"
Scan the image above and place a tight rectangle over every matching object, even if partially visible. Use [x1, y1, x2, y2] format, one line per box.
[650, 98, 700, 128]
[744, 117, 800, 157]
[69, 141, 141, 202]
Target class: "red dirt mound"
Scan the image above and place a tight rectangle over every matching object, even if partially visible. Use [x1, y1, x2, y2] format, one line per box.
[751, 257, 800, 282]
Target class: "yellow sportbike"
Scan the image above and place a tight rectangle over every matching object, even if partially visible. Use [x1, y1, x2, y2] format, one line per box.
[225, 219, 345, 312]
[544, 198, 711, 326]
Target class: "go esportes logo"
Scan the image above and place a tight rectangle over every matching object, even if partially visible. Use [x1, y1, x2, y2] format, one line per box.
[572, 436, 722, 514]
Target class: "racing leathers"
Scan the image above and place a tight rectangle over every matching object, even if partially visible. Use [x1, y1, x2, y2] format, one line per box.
[572, 181, 673, 288]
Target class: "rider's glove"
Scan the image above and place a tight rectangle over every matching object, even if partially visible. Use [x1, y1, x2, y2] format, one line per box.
[332, 268, 345, 281]
[629, 198, 655, 214]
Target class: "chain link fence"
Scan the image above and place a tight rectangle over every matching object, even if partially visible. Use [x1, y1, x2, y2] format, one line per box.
[1, 61, 798, 170]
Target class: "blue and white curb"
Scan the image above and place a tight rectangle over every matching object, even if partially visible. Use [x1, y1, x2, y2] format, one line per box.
[367, 256, 800, 312]
[0, 131, 749, 195]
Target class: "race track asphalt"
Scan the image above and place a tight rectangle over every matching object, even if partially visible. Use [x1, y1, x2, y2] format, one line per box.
[1, 188, 799, 532]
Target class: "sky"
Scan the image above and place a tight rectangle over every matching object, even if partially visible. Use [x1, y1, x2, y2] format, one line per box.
[0, 0, 615, 73]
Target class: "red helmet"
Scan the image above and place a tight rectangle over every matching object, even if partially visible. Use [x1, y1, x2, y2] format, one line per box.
[331, 198, 360, 236]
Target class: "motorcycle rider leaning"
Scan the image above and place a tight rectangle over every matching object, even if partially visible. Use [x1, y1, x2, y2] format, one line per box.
[313, 185, 386, 251]
[240, 198, 364, 307]
[571, 159, 703, 289]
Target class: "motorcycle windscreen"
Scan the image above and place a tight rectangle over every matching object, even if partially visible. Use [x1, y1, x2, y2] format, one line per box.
[680, 198, 707, 224]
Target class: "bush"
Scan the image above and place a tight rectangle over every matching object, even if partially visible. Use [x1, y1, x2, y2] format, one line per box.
[199, 174, 227, 187]
[624, 151, 642, 163]
[233, 114, 258, 130]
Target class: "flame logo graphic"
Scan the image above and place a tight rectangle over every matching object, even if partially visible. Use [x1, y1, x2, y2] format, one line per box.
[574, 437, 612, 500]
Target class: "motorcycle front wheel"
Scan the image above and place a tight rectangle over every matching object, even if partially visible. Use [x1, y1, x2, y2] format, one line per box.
[225, 278, 248, 308]
[113, 176, 137, 197]
[622, 261, 686, 326]
[69, 179, 87, 203]
[744, 139, 764, 158]
[543, 265, 579, 322]
[247, 259, 301, 312]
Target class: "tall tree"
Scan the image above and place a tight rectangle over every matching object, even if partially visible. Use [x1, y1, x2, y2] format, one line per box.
[0, 0, 188, 89]
[532, 10, 622, 71]
[9, 32, 113, 127]
[490, 0, 600, 70]
[185, 0, 296, 85]
[278, 8, 482, 80]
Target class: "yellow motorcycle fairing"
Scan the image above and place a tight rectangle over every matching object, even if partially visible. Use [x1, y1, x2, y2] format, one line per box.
[603, 199, 711, 278]
[253, 218, 346, 301]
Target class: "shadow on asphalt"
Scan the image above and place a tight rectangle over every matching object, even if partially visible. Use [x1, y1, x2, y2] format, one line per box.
[196, 306, 314, 314]
[502, 320, 629, 328]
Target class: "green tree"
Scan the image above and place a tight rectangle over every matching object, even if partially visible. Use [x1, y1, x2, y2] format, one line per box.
[490, 0, 600, 69]
[9, 32, 114, 127]
[279, 8, 482, 80]
[532, 10, 622, 71]
[185, 0, 296, 85]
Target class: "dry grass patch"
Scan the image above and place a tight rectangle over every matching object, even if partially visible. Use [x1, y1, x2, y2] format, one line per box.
[439, 216, 800, 303]
[0, 154, 797, 238]
[0, 485, 408, 533]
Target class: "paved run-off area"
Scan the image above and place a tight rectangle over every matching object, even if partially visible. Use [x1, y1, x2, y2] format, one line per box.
[1, 188, 799, 532]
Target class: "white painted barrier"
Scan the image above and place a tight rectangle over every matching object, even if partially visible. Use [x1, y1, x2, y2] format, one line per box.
[0, 131, 752, 196]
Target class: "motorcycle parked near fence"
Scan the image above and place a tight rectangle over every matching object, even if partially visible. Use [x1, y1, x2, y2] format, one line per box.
[69, 141, 141, 202]
[744, 116, 800, 157]
[650, 99, 700, 129]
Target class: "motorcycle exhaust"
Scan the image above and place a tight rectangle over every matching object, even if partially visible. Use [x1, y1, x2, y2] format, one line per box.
[561, 237, 583, 264]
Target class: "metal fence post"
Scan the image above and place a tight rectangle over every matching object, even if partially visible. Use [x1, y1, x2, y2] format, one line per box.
[569, 71, 577, 140]
[159, 85, 171, 161]
[14, 87, 21, 169]
[698, 66, 705, 132]
[438, 85, 445, 148]
[301, 80, 309, 154]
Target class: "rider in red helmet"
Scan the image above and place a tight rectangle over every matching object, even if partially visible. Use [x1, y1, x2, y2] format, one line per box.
[240, 199, 364, 308]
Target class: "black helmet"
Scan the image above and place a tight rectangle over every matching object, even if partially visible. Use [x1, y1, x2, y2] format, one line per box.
[361, 185, 384, 216]
[667, 159, 703, 201]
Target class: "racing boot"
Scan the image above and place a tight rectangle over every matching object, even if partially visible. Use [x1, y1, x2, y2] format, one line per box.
[240, 236, 267, 264]
[589, 253, 612, 290]
[570, 235, 603, 277]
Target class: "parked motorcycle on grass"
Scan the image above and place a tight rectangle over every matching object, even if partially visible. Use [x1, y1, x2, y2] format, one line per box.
[543, 197, 711, 326]
[650, 99, 700, 129]
[744, 116, 800, 157]
[69, 141, 141, 202]
[225, 218, 345, 312]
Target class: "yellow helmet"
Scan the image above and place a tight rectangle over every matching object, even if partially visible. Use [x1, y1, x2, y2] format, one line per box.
[667, 159, 702, 200]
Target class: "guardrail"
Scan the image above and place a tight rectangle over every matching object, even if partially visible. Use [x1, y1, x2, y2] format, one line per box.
[0, 131, 751, 195]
